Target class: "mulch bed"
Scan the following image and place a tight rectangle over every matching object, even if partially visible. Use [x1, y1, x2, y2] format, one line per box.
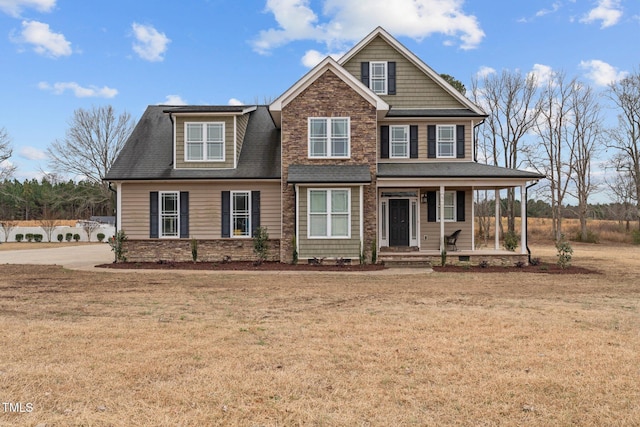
[97, 261, 386, 271]
[433, 263, 599, 274]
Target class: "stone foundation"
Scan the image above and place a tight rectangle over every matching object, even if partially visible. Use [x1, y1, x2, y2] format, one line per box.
[425, 254, 529, 267]
[123, 239, 281, 263]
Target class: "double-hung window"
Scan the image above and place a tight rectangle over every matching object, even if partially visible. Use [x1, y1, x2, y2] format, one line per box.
[437, 125, 455, 158]
[231, 191, 251, 237]
[160, 191, 179, 237]
[436, 191, 456, 222]
[308, 189, 350, 238]
[185, 122, 224, 161]
[309, 118, 350, 158]
[390, 125, 409, 158]
[370, 62, 388, 95]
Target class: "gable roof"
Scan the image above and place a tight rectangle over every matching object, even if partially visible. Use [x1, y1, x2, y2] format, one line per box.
[339, 27, 485, 116]
[269, 56, 389, 126]
[104, 105, 280, 181]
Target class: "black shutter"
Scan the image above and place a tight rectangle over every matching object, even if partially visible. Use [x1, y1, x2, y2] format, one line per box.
[457, 191, 466, 222]
[150, 192, 159, 238]
[427, 125, 436, 158]
[456, 125, 465, 158]
[409, 125, 418, 158]
[179, 191, 189, 238]
[388, 62, 396, 95]
[427, 191, 436, 222]
[361, 62, 370, 87]
[221, 191, 230, 238]
[251, 191, 260, 236]
[380, 125, 389, 159]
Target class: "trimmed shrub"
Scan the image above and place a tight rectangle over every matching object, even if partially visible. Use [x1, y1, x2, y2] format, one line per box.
[57, 234, 63, 242]
[556, 234, 573, 269]
[97, 233, 105, 242]
[73, 233, 80, 242]
[25, 233, 34, 242]
[65, 233, 73, 242]
[503, 231, 518, 251]
[34, 234, 43, 242]
[15, 234, 23, 242]
[253, 227, 269, 265]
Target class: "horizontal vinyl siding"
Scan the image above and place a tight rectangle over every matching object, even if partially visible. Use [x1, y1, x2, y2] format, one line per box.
[236, 113, 250, 163]
[343, 36, 465, 109]
[379, 119, 473, 161]
[175, 115, 236, 169]
[419, 189, 472, 251]
[298, 186, 361, 259]
[120, 181, 281, 239]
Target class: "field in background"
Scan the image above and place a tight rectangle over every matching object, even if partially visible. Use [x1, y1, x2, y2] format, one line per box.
[1, 243, 639, 425]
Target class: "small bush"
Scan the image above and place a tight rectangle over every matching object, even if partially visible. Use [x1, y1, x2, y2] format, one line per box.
[292, 235, 298, 265]
[65, 233, 73, 242]
[479, 260, 489, 268]
[556, 234, 573, 269]
[514, 260, 526, 268]
[252, 227, 269, 265]
[530, 257, 541, 266]
[632, 230, 640, 245]
[57, 234, 63, 242]
[73, 233, 80, 242]
[573, 230, 599, 243]
[108, 230, 128, 263]
[34, 234, 43, 242]
[190, 237, 198, 263]
[15, 233, 23, 242]
[25, 233, 34, 242]
[97, 233, 105, 242]
[504, 231, 518, 251]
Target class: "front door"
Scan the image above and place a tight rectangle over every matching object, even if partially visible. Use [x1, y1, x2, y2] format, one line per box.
[389, 199, 409, 247]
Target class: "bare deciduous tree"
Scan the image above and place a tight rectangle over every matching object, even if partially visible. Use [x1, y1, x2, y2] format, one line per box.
[606, 171, 636, 230]
[46, 105, 135, 210]
[569, 81, 602, 240]
[0, 220, 18, 242]
[472, 69, 540, 234]
[0, 127, 17, 180]
[606, 71, 640, 229]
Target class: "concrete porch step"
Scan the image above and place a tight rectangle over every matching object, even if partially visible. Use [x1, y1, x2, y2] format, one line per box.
[378, 254, 433, 268]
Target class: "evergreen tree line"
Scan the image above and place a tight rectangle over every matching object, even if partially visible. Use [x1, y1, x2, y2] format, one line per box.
[0, 178, 112, 221]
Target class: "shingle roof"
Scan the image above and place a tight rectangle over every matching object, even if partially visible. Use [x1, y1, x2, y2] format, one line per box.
[162, 105, 248, 114]
[105, 105, 280, 180]
[287, 164, 372, 184]
[386, 108, 487, 118]
[377, 162, 544, 179]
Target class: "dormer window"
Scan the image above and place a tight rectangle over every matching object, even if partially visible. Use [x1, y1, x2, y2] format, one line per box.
[361, 61, 396, 95]
[185, 122, 224, 161]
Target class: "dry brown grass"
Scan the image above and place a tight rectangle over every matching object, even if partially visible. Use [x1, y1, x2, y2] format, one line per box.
[1, 243, 639, 426]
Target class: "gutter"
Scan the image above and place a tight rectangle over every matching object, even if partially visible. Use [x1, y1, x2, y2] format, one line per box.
[525, 179, 540, 264]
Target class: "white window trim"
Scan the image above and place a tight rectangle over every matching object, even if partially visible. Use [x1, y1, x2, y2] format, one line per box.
[370, 61, 388, 95]
[184, 122, 226, 162]
[230, 190, 251, 239]
[436, 190, 457, 222]
[159, 191, 180, 238]
[436, 124, 456, 158]
[308, 117, 351, 159]
[307, 188, 352, 239]
[390, 125, 409, 159]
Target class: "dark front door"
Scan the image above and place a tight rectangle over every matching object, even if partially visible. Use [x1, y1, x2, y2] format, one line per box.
[389, 199, 409, 247]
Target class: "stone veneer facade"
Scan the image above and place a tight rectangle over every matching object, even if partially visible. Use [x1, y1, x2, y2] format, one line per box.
[279, 70, 378, 263]
[124, 239, 281, 263]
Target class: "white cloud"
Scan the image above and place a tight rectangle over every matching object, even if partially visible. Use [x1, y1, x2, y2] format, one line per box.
[253, 0, 485, 55]
[14, 20, 71, 58]
[161, 95, 187, 105]
[535, 2, 561, 17]
[0, 0, 55, 17]
[228, 98, 244, 106]
[300, 49, 344, 67]
[579, 59, 628, 86]
[580, 0, 623, 28]
[131, 23, 170, 62]
[19, 146, 47, 160]
[528, 64, 554, 87]
[38, 81, 118, 98]
[476, 66, 496, 78]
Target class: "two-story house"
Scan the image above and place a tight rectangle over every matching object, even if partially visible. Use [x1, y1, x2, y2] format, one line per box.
[105, 27, 542, 266]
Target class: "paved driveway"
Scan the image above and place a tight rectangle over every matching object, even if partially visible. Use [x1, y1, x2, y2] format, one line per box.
[0, 244, 112, 270]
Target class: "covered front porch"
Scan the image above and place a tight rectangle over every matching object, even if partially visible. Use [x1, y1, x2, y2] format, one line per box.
[375, 163, 543, 266]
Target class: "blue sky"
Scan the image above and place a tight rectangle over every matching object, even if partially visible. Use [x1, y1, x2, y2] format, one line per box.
[1, 0, 638, 187]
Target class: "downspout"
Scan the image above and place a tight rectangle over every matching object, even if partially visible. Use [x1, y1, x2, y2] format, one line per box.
[168, 112, 175, 166]
[525, 179, 539, 264]
[472, 119, 485, 163]
[108, 182, 117, 231]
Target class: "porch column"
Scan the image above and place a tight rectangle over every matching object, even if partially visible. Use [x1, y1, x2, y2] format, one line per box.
[440, 185, 445, 252]
[520, 184, 527, 254]
[494, 189, 500, 250]
[471, 187, 475, 251]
